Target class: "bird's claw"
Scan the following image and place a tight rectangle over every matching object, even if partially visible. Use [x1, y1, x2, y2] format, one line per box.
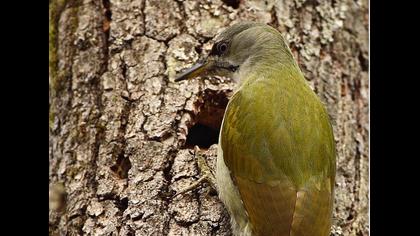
[174, 146, 217, 197]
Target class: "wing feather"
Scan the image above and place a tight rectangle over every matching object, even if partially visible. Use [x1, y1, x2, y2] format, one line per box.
[221, 75, 335, 236]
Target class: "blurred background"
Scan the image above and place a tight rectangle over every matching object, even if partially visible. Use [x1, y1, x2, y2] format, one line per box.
[49, 0, 368, 235]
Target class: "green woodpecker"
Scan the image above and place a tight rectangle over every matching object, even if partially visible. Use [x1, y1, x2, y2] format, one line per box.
[175, 22, 336, 236]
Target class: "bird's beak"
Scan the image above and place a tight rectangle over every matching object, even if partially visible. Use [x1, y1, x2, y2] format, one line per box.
[174, 59, 212, 82]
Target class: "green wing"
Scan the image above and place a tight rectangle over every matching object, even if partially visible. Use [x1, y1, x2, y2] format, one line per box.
[221, 74, 335, 236]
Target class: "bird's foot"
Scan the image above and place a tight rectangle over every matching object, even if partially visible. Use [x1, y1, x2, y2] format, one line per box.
[174, 146, 216, 197]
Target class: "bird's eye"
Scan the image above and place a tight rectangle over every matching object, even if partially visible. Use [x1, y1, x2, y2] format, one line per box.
[209, 41, 229, 56]
[217, 42, 228, 54]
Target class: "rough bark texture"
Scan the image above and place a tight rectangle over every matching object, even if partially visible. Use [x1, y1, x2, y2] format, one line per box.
[49, 0, 368, 235]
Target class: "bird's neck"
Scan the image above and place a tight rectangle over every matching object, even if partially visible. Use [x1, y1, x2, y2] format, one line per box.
[233, 52, 304, 91]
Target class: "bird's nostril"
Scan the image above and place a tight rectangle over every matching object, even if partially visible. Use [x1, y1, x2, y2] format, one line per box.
[229, 65, 239, 72]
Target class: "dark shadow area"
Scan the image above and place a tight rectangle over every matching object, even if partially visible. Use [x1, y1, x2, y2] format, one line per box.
[185, 123, 219, 149]
[222, 0, 240, 9]
[110, 153, 132, 179]
[184, 89, 231, 149]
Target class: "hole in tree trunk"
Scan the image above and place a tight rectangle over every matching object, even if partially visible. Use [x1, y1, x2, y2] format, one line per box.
[221, 0, 241, 9]
[185, 124, 219, 149]
[184, 89, 232, 149]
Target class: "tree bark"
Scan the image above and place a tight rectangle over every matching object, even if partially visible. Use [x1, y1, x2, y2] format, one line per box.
[49, 0, 368, 235]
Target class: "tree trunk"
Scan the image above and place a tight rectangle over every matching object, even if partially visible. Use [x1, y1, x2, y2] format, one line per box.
[49, 0, 368, 235]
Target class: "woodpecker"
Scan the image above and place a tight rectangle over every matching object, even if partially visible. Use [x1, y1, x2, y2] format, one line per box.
[175, 22, 336, 236]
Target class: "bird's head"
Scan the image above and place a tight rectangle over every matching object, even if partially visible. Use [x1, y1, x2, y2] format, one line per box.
[174, 22, 295, 83]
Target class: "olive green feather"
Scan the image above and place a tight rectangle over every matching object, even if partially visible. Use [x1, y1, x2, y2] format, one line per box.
[220, 65, 335, 235]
